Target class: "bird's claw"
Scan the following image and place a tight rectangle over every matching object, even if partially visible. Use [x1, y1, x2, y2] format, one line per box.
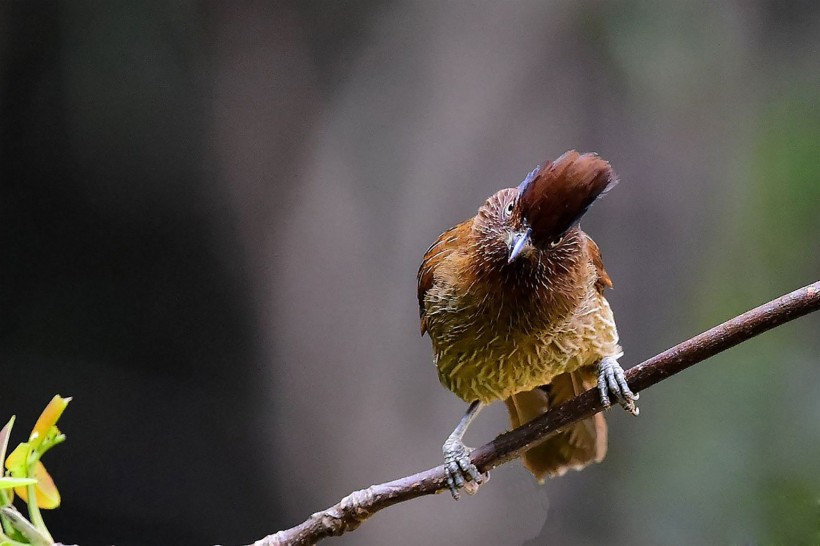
[443, 439, 486, 500]
[597, 355, 639, 415]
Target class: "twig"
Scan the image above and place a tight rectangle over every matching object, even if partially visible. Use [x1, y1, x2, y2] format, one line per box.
[252, 281, 820, 546]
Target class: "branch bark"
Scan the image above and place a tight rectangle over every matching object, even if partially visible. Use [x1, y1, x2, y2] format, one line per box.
[252, 281, 820, 546]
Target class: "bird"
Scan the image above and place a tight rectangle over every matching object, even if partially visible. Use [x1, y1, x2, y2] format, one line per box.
[417, 150, 638, 499]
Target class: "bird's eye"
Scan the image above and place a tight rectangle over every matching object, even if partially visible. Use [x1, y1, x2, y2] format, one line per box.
[504, 201, 515, 217]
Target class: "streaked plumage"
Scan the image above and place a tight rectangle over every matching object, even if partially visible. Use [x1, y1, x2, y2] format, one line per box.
[418, 150, 629, 482]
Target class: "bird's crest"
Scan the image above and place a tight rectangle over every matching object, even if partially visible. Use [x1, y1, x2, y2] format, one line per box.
[515, 150, 617, 247]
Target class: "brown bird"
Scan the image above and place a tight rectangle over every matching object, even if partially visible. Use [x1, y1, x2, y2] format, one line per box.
[417, 150, 638, 499]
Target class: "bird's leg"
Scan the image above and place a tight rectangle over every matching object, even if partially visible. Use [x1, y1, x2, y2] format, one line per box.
[597, 355, 639, 415]
[442, 400, 487, 500]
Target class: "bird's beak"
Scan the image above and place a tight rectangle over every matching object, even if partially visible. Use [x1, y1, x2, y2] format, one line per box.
[508, 227, 532, 263]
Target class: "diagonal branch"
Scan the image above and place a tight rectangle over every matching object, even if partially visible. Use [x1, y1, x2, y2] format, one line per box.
[252, 281, 820, 546]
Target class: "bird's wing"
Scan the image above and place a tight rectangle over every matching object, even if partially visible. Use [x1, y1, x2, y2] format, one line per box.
[585, 234, 613, 293]
[417, 221, 468, 335]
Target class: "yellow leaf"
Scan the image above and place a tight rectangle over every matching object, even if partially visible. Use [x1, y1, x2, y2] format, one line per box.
[29, 395, 71, 450]
[14, 461, 60, 509]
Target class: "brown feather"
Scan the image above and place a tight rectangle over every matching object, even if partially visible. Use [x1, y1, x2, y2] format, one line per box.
[505, 367, 607, 481]
[417, 221, 471, 335]
[517, 150, 617, 247]
[585, 234, 613, 293]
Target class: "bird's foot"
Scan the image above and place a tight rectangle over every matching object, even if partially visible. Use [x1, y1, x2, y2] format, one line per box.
[442, 439, 487, 500]
[597, 355, 639, 415]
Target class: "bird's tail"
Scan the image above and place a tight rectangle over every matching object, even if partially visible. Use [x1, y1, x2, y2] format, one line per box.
[504, 366, 607, 482]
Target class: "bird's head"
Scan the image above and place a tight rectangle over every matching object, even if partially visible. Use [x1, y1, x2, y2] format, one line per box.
[474, 150, 618, 264]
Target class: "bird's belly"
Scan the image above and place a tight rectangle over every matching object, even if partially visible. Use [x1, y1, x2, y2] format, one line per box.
[433, 297, 620, 403]
[436, 336, 585, 403]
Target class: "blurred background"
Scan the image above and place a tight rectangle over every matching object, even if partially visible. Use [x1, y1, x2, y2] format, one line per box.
[1, 1, 818, 545]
